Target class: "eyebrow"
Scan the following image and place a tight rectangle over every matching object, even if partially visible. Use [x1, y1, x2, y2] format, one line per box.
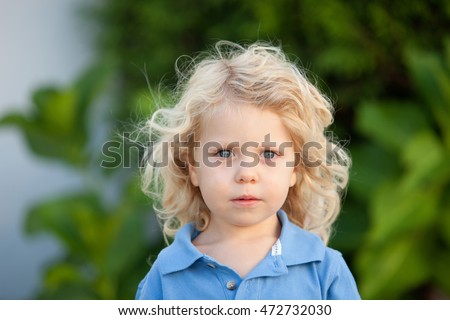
[210, 141, 240, 149]
[201, 138, 294, 149]
[207, 141, 290, 150]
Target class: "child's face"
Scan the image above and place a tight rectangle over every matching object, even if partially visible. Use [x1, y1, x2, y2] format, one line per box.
[189, 103, 297, 230]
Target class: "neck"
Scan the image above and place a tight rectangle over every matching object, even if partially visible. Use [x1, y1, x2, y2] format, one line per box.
[200, 213, 281, 244]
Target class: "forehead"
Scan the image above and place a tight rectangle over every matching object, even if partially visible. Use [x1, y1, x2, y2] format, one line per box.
[199, 103, 293, 143]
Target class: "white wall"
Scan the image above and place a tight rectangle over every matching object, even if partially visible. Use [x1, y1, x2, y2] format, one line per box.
[0, 0, 96, 299]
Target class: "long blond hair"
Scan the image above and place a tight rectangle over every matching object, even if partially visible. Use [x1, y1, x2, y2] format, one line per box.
[141, 41, 350, 244]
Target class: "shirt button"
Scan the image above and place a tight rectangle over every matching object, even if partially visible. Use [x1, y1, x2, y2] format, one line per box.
[207, 263, 216, 269]
[226, 280, 237, 291]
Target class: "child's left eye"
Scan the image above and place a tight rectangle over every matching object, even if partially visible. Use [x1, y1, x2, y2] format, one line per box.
[262, 150, 278, 159]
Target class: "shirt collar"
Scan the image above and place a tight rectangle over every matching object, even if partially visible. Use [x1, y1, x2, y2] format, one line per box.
[157, 209, 326, 276]
[157, 223, 203, 275]
[276, 209, 325, 266]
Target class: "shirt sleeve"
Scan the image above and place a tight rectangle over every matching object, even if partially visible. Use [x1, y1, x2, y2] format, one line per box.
[325, 250, 361, 300]
[135, 260, 163, 300]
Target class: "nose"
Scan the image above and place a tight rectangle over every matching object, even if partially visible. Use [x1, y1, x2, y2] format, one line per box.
[235, 165, 259, 184]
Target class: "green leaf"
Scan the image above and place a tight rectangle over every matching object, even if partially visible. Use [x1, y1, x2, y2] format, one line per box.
[0, 93, 87, 166]
[316, 45, 374, 77]
[355, 101, 429, 152]
[25, 193, 105, 258]
[349, 143, 398, 202]
[32, 88, 79, 135]
[356, 235, 430, 299]
[406, 47, 450, 147]
[44, 263, 86, 290]
[0, 62, 114, 167]
[104, 210, 146, 277]
[0, 113, 27, 127]
[369, 179, 440, 244]
[101, 177, 158, 277]
[74, 60, 117, 117]
[400, 130, 449, 192]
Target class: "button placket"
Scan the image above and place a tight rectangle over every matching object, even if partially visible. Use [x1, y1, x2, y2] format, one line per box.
[202, 257, 241, 297]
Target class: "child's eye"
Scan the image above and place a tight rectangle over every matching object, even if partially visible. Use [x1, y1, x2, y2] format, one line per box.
[217, 149, 233, 158]
[262, 150, 278, 159]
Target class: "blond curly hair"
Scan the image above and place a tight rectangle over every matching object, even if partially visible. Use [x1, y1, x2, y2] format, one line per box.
[141, 41, 350, 244]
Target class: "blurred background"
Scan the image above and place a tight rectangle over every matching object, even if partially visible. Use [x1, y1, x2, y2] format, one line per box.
[1, 0, 449, 299]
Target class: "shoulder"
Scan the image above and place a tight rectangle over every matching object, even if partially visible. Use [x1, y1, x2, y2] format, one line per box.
[136, 231, 196, 300]
[136, 258, 163, 299]
[149, 222, 204, 275]
[136, 223, 205, 300]
[318, 247, 360, 299]
[278, 211, 327, 264]
[278, 211, 360, 299]
[323, 246, 345, 265]
[318, 247, 346, 279]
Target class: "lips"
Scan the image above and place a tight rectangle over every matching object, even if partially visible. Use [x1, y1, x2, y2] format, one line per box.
[231, 195, 261, 206]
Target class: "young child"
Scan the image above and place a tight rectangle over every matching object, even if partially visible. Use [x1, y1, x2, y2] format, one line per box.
[136, 41, 360, 299]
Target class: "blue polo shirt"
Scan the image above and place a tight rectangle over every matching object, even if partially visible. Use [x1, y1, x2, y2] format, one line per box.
[136, 210, 360, 299]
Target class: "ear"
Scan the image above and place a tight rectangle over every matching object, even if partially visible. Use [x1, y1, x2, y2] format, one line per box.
[188, 164, 199, 187]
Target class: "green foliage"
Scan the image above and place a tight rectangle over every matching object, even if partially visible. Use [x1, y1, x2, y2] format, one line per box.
[0, 63, 113, 167]
[353, 44, 450, 299]
[1, 0, 449, 299]
[0, 63, 163, 299]
[24, 182, 162, 299]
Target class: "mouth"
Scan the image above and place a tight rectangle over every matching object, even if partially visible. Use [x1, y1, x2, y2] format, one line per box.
[231, 195, 261, 206]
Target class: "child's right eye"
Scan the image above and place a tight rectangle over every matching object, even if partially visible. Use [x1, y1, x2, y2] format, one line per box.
[216, 149, 233, 158]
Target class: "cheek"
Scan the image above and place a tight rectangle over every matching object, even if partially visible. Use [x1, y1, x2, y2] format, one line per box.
[195, 165, 229, 189]
[273, 164, 297, 186]
[289, 170, 297, 187]
[195, 171, 227, 211]
[188, 164, 199, 187]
